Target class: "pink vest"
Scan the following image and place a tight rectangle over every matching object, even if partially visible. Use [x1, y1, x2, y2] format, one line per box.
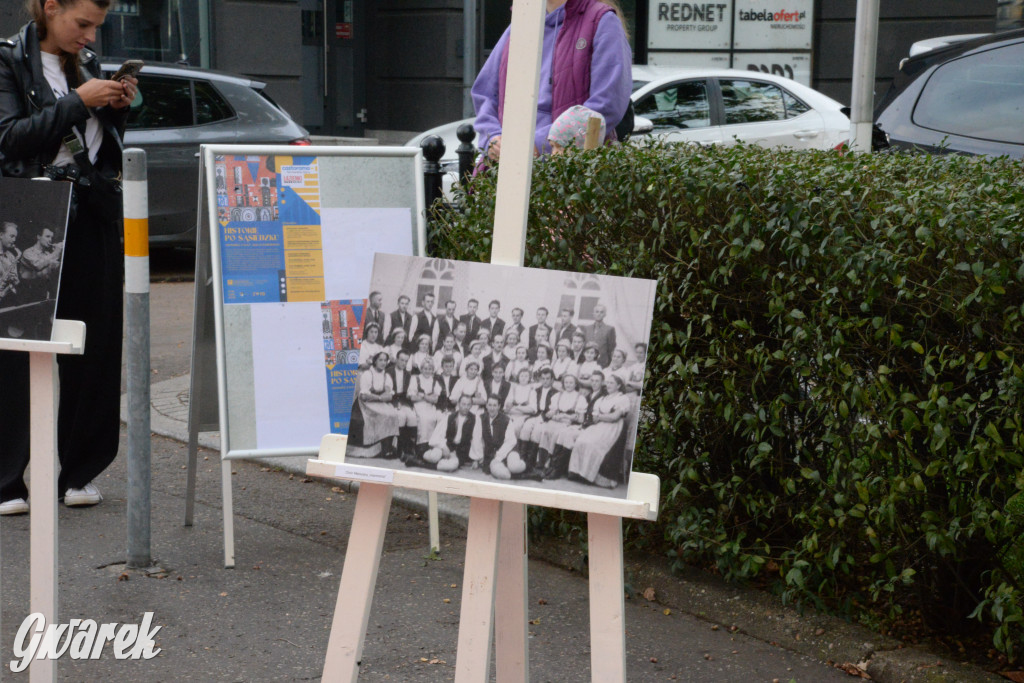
[497, 0, 615, 131]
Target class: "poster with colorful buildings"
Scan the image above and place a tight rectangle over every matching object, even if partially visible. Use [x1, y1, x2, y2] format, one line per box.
[209, 150, 420, 450]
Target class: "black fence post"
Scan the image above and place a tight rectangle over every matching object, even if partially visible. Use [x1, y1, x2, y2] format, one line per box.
[421, 135, 445, 209]
[456, 123, 476, 188]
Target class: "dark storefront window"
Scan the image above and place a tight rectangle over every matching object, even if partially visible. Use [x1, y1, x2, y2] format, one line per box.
[101, 0, 202, 65]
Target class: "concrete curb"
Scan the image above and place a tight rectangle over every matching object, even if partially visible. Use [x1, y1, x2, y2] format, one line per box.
[123, 374, 1004, 683]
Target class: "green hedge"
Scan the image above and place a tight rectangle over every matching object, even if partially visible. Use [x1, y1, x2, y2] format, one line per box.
[430, 141, 1024, 660]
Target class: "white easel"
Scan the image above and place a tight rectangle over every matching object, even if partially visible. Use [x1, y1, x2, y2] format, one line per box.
[0, 319, 86, 683]
[308, 2, 657, 677]
[308, 439, 660, 681]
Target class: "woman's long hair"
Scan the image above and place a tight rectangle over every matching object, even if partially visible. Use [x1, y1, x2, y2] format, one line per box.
[27, 0, 112, 88]
[597, 0, 630, 40]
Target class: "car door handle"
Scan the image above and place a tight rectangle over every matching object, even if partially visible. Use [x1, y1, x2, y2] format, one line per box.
[793, 130, 820, 139]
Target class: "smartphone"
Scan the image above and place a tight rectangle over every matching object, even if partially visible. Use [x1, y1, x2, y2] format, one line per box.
[110, 59, 144, 81]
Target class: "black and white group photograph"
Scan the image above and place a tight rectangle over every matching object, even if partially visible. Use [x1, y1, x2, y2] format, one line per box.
[0, 178, 72, 342]
[344, 254, 657, 499]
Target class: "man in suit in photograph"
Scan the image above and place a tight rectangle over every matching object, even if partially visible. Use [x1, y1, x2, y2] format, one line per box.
[460, 298, 482, 341]
[480, 299, 505, 339]
[584, 303, 617, 368]
[437, 299, 459, 342]
[362, 290, 386, 332]
[387, 294, 414, 349]
[453, 321, 472, 358]
[412, 292, 438, 352]
[527, 306, 552, 350]
[423, 394, 477, 471]
[482, 333, 507, 382]
[552, 307, 577, 346]
[481, 395, 527, 479]
[507, 307, 527, 344]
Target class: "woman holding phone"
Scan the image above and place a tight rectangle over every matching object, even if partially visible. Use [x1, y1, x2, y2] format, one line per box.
[0, 0, 138, 515]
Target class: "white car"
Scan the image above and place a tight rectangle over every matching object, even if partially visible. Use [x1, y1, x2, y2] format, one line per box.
[407, 65, 850, 175]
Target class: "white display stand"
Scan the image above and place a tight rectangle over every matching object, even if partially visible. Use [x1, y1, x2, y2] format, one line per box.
[308, 439, 660, 681]
[0, 319, 86, 683]
[310, 1, 661, 678]
[186, 145, 429, 568]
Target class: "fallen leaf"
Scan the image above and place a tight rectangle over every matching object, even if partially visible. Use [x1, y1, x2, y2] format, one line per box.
[999, 673, 1024, 683]
[443, 598, 451, 604]
[835, 661, 871, 679]
[220, 592, 228, 597]
[663, 608, 671, 616]
[529, 618, 541, 625]
[118, 573, 129, 582]
[643, 587, 656, 601]
[538, 598, 548, 605]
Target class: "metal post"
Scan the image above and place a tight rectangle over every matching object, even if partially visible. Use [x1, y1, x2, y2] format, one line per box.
[463, 0, 478, 118]
[421, 135, 446, 209]
[849, 0, 881, 152]
[123, 148, 152, 569]
[456, 123, 477, 188]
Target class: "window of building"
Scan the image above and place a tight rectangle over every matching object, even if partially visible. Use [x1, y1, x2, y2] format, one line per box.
[559, 273, 602, 324]
[416, 258, 456, 310]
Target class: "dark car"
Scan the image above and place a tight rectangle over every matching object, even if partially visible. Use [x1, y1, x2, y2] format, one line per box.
[100, 61, 310, 247]
[873, 29, 1024, 158]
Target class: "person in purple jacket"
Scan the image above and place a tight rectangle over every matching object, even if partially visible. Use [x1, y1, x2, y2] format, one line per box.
[472, 0, 632, 161]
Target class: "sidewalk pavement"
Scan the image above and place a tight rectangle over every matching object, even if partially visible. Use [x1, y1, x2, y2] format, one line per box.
[108, 375, 1006, 681]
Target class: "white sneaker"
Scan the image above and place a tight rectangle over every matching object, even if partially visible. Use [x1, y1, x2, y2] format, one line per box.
[0, 498, 29, 516]
[63, 483, 103, 507]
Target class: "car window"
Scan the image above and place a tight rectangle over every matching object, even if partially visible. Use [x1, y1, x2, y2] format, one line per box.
[720, 80, 786, 125]
[194, 80, 234, 125]
[782, 90, 810, 117]
[126, 75, 193, 129]
[633, 80, 711, 130]
[213, 80, 289, 125]
[912, 42, 1024, 145]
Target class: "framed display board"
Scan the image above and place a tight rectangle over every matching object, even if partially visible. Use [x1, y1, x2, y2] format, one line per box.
[0, 178, 72, 343]
[201, 145, 425, 460]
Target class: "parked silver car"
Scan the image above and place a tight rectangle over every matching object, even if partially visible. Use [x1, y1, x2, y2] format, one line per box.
[101, 61, 310, 247]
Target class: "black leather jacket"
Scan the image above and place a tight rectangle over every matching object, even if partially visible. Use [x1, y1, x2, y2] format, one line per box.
[0, 22, 127, 179]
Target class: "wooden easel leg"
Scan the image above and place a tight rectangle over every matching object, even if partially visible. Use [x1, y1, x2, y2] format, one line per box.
[323, 482, 393, 682]
[454, 497, 502, 683]
[587, 513, 626, 683]
[428, 490, 440, 553]
[221, 459, 235, 568]
[29, 351, 59, 683]
[495, 501, 528, 682]
[184, 427, 199, 526]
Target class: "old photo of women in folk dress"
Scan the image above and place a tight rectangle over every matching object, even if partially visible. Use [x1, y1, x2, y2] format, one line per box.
[344, 254, 656, 500]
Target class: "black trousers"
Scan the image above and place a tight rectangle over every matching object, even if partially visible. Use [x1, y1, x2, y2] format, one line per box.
[0, 193, 123, 501]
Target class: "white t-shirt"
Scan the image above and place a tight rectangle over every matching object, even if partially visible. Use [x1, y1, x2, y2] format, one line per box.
[40, 51, 102, 166]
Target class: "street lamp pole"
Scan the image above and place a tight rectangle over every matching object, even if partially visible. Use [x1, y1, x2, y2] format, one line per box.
[849, 0, 881, 152]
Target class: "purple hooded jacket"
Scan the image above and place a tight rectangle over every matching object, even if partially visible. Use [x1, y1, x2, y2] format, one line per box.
[471, 0, 632, 155]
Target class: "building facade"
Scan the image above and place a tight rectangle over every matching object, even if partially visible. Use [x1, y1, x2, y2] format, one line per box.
[0, 1, 1002, 141]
